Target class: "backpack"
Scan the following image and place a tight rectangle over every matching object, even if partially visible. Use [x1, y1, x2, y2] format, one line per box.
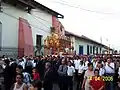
[23, 72, 31, 84]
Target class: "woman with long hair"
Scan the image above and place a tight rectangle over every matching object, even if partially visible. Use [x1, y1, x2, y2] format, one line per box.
[82, 63, 94, 90]
[10, 73, 27, 90]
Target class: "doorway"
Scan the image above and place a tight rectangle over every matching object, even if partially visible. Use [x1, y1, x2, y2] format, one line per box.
[36, 35, 42, 47]
[79, 45, 83, 55]
[35, 35, 43, 55]
[87, 45, 89, 55]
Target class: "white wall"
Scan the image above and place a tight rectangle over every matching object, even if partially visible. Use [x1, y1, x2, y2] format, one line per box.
[0, 3, 52, 48]
[75, 37, 104, 55]
[75, 38, 87, 55]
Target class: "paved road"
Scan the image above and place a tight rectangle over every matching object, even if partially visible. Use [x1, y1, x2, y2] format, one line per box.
[52, 80, 77, 90]
[53, 84, 60, 90]
[0, 80, 77, 90]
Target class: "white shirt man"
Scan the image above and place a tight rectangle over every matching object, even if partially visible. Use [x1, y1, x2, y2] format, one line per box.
[19, 60, 26, 70]
[74, 59, 81, 70]
[105, 62, 115, 74]
[118, 67, 120, 76]
[22, 57, 27, 63]
[67, 65, 75, 76]
[83, 60, 89, 71]
[99, 68, 105, 76]
[93, 61, 98, 69]
[31, 60, 36, 68]
[78, 64, 85, 74]
[96, 62, 105, 76]
[9, 61, 14, 66]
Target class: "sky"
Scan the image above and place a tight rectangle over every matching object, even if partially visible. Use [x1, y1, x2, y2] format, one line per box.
[35, 0, 120, 50]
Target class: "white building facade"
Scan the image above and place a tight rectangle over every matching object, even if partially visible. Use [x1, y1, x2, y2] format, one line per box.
[75, 37, 107, 55]
[0, 1, 63, 57]
[65, 31, 108, 55]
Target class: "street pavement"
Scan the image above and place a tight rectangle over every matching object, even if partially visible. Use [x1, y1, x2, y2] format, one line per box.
[0, 78, 77, 90]
[52, 80, 77, 90]
[53, 84, 60, 90]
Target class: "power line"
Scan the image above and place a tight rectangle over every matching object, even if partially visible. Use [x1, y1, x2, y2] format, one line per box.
[1, 5, 56, 34]
[1, 11, 51, 33]
[59, 0, 68, 3]
[2, 5, 52, 24]
[31, 13, 52, 24]
[2, 8, 52, 30]
[51, 1, 114, 15]
[2, 7, 52, 31]
[30, 14, 51, 29]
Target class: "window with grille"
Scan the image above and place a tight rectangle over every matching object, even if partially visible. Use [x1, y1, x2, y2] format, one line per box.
[90, 46, 92, 54]
[36, 35, 42, 48]
[96, 47, 98, 54]
[87, 45, 89, 55]
[93, 46, 95, 54]
[100, 47, 101, 54]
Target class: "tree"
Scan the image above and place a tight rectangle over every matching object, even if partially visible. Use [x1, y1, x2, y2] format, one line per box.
[34, 45, 44, 56]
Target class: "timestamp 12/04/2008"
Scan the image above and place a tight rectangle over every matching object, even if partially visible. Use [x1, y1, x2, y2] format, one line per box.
[88, 76, 113, 81]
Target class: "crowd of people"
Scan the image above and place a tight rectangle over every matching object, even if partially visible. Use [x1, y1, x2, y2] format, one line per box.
[0, 54, 120, 90]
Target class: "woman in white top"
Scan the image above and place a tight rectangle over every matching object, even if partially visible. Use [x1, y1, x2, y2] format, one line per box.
[82, 63, 94, 90]
[11, 73, 27, 90]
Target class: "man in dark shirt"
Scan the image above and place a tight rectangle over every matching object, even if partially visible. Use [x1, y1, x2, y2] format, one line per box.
[43, 62, 53, 90]
[58, 59, 68, 90]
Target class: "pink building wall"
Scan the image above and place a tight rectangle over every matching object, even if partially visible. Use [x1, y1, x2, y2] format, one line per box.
[52, 16, 65, 39]
[18, 17, 34, 57]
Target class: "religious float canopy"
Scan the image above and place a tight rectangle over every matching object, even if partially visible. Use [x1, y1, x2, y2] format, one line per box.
[44, 25, 74, 55]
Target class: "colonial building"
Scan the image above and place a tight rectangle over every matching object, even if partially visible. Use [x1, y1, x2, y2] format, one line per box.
[0, 0, 63, 57]
[65, 31, 112, 55]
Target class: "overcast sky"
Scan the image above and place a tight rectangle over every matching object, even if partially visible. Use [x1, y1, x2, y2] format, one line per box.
[36, 0, 120, 50]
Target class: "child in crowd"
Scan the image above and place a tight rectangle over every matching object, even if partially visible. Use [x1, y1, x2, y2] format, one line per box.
[32, 68, 40, 81]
